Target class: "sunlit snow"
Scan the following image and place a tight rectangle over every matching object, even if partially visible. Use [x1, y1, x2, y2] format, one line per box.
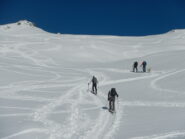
[0, 20, 185, 139]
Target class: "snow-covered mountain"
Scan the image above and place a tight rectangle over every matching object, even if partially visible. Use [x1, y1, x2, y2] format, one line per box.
[0, 20, 185, 139]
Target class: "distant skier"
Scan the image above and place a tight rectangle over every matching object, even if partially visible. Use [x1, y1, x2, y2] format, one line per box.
[108, 88, 119, 112]
[140, 61, 147, 72]
[89, 76, 98, 95]
[133, 61, 138, 72]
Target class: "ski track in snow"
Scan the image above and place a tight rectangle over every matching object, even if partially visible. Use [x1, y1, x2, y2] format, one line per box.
[150, 69, 185, 94]
[131, 130, 185, 139]
[127, 69, 185, 139]
[0, 128, 47, 139]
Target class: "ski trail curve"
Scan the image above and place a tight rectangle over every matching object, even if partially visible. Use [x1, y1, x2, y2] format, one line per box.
[32, 84, 81, 139]
[0, 128, 47, 139]
[131, 130, 185, 139]
[151, 69, 185, 94]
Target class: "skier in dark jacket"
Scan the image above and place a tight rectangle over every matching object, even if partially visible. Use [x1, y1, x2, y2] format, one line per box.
[140, 61, 147, 72]
[89, 76, 98, 94]
[133, 61, 138, 72]
[108, 88, 119, 112]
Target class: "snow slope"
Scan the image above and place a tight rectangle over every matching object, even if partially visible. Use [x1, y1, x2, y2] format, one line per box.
[0, 20, 185, 139]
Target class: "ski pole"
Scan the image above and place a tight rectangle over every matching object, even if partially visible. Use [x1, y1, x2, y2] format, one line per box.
[88, 83, 89, 91]
[116, 97, 119, 111]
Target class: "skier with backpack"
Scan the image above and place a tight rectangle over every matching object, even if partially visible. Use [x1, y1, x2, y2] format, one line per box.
[140, 61, 147, 72]
[108, 88, 119, 112]
[88, 76, 98, 95]
[133, 61, 138, 72]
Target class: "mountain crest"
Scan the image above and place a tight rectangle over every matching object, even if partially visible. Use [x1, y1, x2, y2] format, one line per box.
[16, 20, 36, 27]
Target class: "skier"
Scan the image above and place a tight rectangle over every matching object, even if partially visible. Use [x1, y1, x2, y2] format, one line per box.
[133, 61, 138, 72]
[140, 61, 147, 72]
[89, 76, 98, 95]
[108, 88, 119, 112]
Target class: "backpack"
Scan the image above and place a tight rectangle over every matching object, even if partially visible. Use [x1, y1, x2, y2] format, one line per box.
[143, 61, 147, 66]
[110, 88, 116, 97]
[134, 61, 138, 67]
[92, 77, 97, 84]
[108, 90, 114, 101]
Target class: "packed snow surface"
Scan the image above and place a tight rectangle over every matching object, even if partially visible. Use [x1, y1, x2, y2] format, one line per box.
[0, 20, 185, 139]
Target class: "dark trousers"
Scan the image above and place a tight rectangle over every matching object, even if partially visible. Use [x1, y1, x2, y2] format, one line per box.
[92, 83, 97, 94]
[143, 66, 146, 72]
[133, 67, 138, 72]
[109, 100, 115, 111]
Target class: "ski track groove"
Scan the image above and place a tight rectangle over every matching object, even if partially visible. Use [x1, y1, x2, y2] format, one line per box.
[150, 69, 185, 94]
[130, 130, 185, 139]
[0, 128, 47, 139]
[32, 85, 81, 139]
